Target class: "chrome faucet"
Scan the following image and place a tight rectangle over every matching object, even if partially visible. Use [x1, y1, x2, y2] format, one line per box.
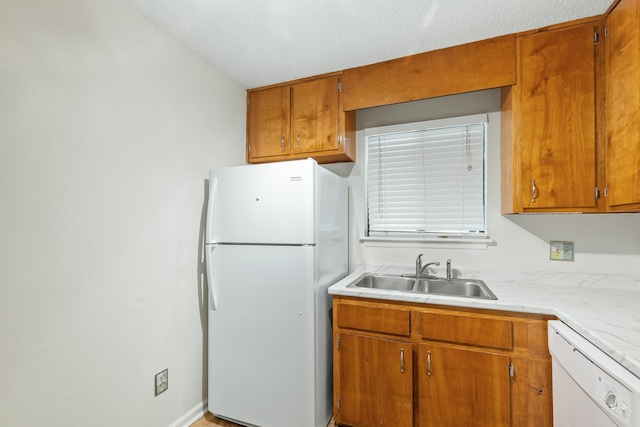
[415, 254, 440, 278]
[446, 259, 452, 280]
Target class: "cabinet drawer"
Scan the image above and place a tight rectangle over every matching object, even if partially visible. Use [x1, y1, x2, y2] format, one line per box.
[337, 303, 411, 336]
[420, 312, 513, 350]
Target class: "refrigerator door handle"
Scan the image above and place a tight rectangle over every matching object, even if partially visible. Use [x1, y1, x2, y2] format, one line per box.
[205, 177, 218, 244]
[205, 244, 217, 310]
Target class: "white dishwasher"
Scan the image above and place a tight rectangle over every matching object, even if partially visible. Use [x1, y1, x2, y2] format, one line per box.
[548, 320, 640, 427]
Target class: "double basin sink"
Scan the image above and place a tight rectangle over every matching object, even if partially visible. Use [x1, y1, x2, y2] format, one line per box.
[348, 274, 497, 300]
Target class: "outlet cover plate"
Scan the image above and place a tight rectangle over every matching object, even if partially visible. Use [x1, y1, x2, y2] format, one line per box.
[550, 241, 574, 261]
[155, 369, 168, 396]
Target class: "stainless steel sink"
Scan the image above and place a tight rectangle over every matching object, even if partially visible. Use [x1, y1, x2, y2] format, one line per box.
[348, 274, 497, 300]
[416, 278, 497, 300]
[351, 274, 416, 291]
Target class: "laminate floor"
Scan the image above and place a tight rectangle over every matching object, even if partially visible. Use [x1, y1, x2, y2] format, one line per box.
[190, 412, 337, 427]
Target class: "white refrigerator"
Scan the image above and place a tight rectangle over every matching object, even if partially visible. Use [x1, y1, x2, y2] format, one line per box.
[204, 158, 348, 427]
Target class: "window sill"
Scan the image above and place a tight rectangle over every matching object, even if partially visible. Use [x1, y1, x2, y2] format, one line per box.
[360, 235, 495, 250]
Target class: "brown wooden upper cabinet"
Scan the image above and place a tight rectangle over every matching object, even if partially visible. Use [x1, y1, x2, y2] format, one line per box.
[501, 20, 602, 214]
[605, 0, 640, 211]
[342, 35, 517, 111]
[247, 85, 291, 159]
[246, 74, 355, 164]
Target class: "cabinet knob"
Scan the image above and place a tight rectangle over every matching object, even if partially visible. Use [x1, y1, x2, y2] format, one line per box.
[531, 179, 539, 203]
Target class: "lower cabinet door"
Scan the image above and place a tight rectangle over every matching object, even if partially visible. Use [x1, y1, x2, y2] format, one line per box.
[336, 332, 413, 427]
[418, 343, 511, 427]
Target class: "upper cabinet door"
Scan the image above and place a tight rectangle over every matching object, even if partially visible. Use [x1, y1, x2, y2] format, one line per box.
[246, 74, 355, 164]
[519, 23, 598, 211]
[605, 0, 640, 211]
[247, 85, 291, 160]
[291, 76, 340, 154]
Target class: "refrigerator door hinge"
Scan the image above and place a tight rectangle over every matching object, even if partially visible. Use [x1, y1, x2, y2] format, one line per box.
[509, 362, 515, 378]
[595, 185, 600, 199]
[338, 81, 342, 92]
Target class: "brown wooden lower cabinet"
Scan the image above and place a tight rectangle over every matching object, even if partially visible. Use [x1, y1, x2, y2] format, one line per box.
[336, 333, 413, 427]
[332, 296, 554, 427]
[418, 343, 511, 427]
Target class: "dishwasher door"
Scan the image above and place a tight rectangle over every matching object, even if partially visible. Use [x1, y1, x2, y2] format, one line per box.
[548, 321, 640, 427]
[552, 355, 618, 426]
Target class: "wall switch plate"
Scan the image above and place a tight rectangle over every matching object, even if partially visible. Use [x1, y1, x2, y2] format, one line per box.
[155, 369, 168, 396]
[550, 241, 574, 261]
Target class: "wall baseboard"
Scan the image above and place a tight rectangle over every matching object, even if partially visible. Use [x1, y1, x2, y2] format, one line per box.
[169, 399, 208, 427]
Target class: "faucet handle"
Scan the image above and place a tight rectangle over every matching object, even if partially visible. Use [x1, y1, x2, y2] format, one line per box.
[415, 254, 423, 276]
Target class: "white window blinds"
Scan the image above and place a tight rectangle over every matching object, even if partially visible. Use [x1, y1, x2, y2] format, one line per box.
[365, 115, 487, 239]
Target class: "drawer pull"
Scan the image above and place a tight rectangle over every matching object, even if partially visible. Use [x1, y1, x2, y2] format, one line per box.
[427, 350, 432, 377]
[281, 134, 285, 151]
[531, 179, 539, 203]
[400, 348, 405, 373]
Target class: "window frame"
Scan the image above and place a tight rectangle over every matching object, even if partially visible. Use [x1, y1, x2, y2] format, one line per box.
[362, 114, 491, 246]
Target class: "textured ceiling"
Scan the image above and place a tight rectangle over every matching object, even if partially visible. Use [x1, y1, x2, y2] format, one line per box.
[126, 0, 613, 89]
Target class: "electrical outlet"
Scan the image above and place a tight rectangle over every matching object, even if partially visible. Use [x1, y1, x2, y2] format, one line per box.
[155, 369, 168, 396]
[550, 241, 574, 261]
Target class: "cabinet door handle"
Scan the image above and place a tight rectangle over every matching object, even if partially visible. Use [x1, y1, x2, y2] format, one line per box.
[400, 348, 405, 373]
[297, 131, 301, 148]
[281, 134, 285, 151]
[427, 351, 432, 377]
[531, 179, 539, 203]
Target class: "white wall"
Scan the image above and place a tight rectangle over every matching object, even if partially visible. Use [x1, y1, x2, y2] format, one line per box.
[0, 1, 245, 426]
[328, 89, 640, 276]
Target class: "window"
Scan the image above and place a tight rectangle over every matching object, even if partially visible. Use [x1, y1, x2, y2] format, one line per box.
[364, 114, 487, 241]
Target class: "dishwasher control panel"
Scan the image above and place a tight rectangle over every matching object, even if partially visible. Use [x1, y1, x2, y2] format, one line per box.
[548, 320, 640, 427]
[596, 367, 633, 423]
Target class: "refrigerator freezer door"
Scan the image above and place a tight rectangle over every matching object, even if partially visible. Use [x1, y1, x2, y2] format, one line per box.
[208, 244, 328, 427]
[208, 160, 316, 245]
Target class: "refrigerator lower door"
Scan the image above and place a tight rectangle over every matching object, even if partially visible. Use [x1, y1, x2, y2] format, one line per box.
[208, 244, 330, 427]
